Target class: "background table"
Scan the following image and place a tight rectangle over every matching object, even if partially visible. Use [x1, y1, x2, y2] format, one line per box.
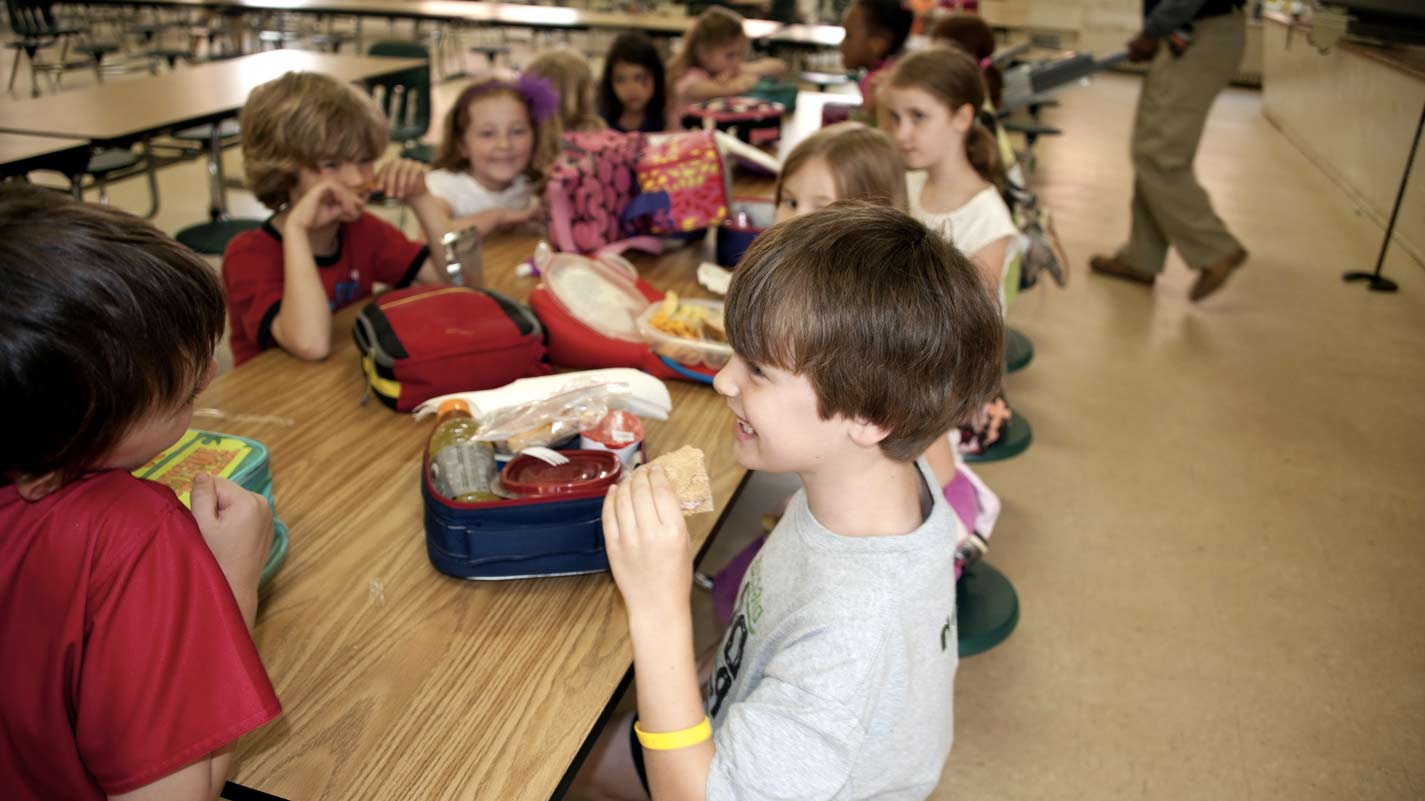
[0, 49, 425, 144]
[63, 0, 782, 38]
[0, 133, 90, 184]
[203, 226, 762, 801]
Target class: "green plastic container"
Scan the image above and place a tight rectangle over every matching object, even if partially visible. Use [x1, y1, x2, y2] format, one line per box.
[133, 430, 289, 588]
[748, 78, 798, 111]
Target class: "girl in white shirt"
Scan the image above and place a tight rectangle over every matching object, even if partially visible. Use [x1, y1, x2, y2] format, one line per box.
[883, 46, 1022, 464]
[427, 74, 561, 236]
[881, 46, 1018, 302]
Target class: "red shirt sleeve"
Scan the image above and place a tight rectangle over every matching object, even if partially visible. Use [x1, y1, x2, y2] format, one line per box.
[222, 227, 286, 365]
[77, 492, 280, 795]
[360, 213, 429, 288]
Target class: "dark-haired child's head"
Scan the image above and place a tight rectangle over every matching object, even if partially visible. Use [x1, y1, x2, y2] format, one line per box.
[716, 201, 1002, 465]
[840, 0, 914, 72]
[600, 32, 667, 131]
[0, 185, 225, 496]
[931, 12, 1003, 108]
[240, 71, 390, 211]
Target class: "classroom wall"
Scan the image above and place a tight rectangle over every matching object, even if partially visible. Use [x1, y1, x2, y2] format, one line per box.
[978, 0, 1140, 53]
[1262, 15, 1425, 267]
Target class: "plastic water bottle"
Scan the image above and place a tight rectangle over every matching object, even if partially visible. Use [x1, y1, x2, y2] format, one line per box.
[441, 223, 484, 287]
[428, 399, 499, 503]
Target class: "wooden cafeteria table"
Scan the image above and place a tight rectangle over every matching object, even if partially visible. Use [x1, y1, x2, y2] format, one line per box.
[65, 0, 782, 38]
[205, 229, 755, 800]
[0, 49, 425, 145]
[0, 133, 90, 186]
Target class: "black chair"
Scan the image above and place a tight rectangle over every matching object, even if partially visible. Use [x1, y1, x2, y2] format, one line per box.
[4, 0, 118, 95]
[173, 119, 260, 254]
[368, 40, 433, 163]
[5, 0, 76, 96]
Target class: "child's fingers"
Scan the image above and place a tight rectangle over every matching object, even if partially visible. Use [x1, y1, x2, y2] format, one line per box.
[342, 192, 366, 215]
[398, 167, 423, 197]
[612, 479, 639, 544]
[214, 475, 266, 518]
[189, 472, 218, 526]
[645, 467, 682, 529]
[601, 488, 621, 547]
[630, 468, 663, 532]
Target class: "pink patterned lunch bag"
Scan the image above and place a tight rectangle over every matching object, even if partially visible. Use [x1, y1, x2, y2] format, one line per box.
[544, 129, 644, 254]
[625, 130, 730, 236]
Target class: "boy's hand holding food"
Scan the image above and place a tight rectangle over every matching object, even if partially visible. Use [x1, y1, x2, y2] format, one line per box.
[601, 447, 714, 618]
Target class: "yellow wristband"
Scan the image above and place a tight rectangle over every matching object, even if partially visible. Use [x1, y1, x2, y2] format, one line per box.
[634, 717, 712, 751]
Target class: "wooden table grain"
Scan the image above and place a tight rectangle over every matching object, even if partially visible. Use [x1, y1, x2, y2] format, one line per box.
[203, 223, 768, 800]
[0, 50, 425, 144]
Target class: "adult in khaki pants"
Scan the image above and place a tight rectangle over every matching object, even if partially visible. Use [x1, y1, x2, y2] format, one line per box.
[1092, 0, 1247, 302]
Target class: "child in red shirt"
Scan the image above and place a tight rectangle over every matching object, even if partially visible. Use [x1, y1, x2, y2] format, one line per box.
[223, 71, 460, 366]
[0, 185, 281, 801]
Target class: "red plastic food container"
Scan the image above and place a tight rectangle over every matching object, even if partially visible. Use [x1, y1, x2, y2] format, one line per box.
[581, 410, 646, 468]
[501, 450, 623, 498]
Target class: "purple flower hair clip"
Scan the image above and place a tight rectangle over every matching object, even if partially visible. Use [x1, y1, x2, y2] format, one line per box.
[516, 73, 561, 124]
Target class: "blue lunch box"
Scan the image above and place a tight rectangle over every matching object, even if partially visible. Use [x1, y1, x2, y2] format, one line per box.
[420, 444, 642, 580]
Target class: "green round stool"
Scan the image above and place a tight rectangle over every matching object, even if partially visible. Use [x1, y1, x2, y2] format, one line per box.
[964, 412, 1032, 464]
[1006, 327, 1034, 373]
[177, 218, 262, 255]
[957, 561, 1019, 657]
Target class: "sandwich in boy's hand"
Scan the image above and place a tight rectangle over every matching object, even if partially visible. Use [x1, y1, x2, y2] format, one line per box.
[643, 445, 714, 515]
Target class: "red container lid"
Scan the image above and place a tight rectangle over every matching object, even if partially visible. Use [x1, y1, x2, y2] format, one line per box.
[501, 450, 623, 498]
[581, 410, 645, 449]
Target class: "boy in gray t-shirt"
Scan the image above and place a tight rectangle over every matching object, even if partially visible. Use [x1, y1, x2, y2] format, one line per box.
[576, 202, 1004, 801]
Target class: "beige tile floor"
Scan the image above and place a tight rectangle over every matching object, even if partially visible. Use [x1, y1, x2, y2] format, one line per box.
[8, 47, 1425, 800]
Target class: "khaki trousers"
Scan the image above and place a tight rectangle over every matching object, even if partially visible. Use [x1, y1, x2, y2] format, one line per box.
[1117, 11, 1246, 274]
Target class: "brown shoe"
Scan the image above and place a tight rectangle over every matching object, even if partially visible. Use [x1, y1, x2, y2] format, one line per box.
[1189, 249, 1248, 302]
[1090, 254, 1156, 285]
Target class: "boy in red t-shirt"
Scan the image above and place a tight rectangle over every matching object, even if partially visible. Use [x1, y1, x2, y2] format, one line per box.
[223, 71, 463, 366]
[0, 185, 281, 801]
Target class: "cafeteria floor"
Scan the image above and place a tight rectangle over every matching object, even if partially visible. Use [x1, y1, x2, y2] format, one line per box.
[19, 56, 1425, 800]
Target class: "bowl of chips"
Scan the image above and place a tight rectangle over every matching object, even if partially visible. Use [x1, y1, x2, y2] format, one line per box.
[636, 292, 732, 369]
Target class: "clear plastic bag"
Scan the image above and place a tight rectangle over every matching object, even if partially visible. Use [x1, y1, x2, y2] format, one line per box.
[473, 383, 632, 453]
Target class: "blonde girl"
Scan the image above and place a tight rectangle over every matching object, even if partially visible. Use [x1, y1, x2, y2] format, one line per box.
[427, 74, 561, 235]
[667, 6, 787, 124]
[774, 121, 907, 223]
[881, 45, 1015, 298]
[524, 48, 606, 133]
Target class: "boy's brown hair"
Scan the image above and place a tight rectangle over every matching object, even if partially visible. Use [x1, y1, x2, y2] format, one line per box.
[0, 184, 226, 484]
[776, 121, 908, 211]
[240, 71, 390, 210]
[724, 201, 1002, 461]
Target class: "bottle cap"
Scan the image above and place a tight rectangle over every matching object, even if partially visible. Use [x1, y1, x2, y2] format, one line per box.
[438, 398, 471, 417]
